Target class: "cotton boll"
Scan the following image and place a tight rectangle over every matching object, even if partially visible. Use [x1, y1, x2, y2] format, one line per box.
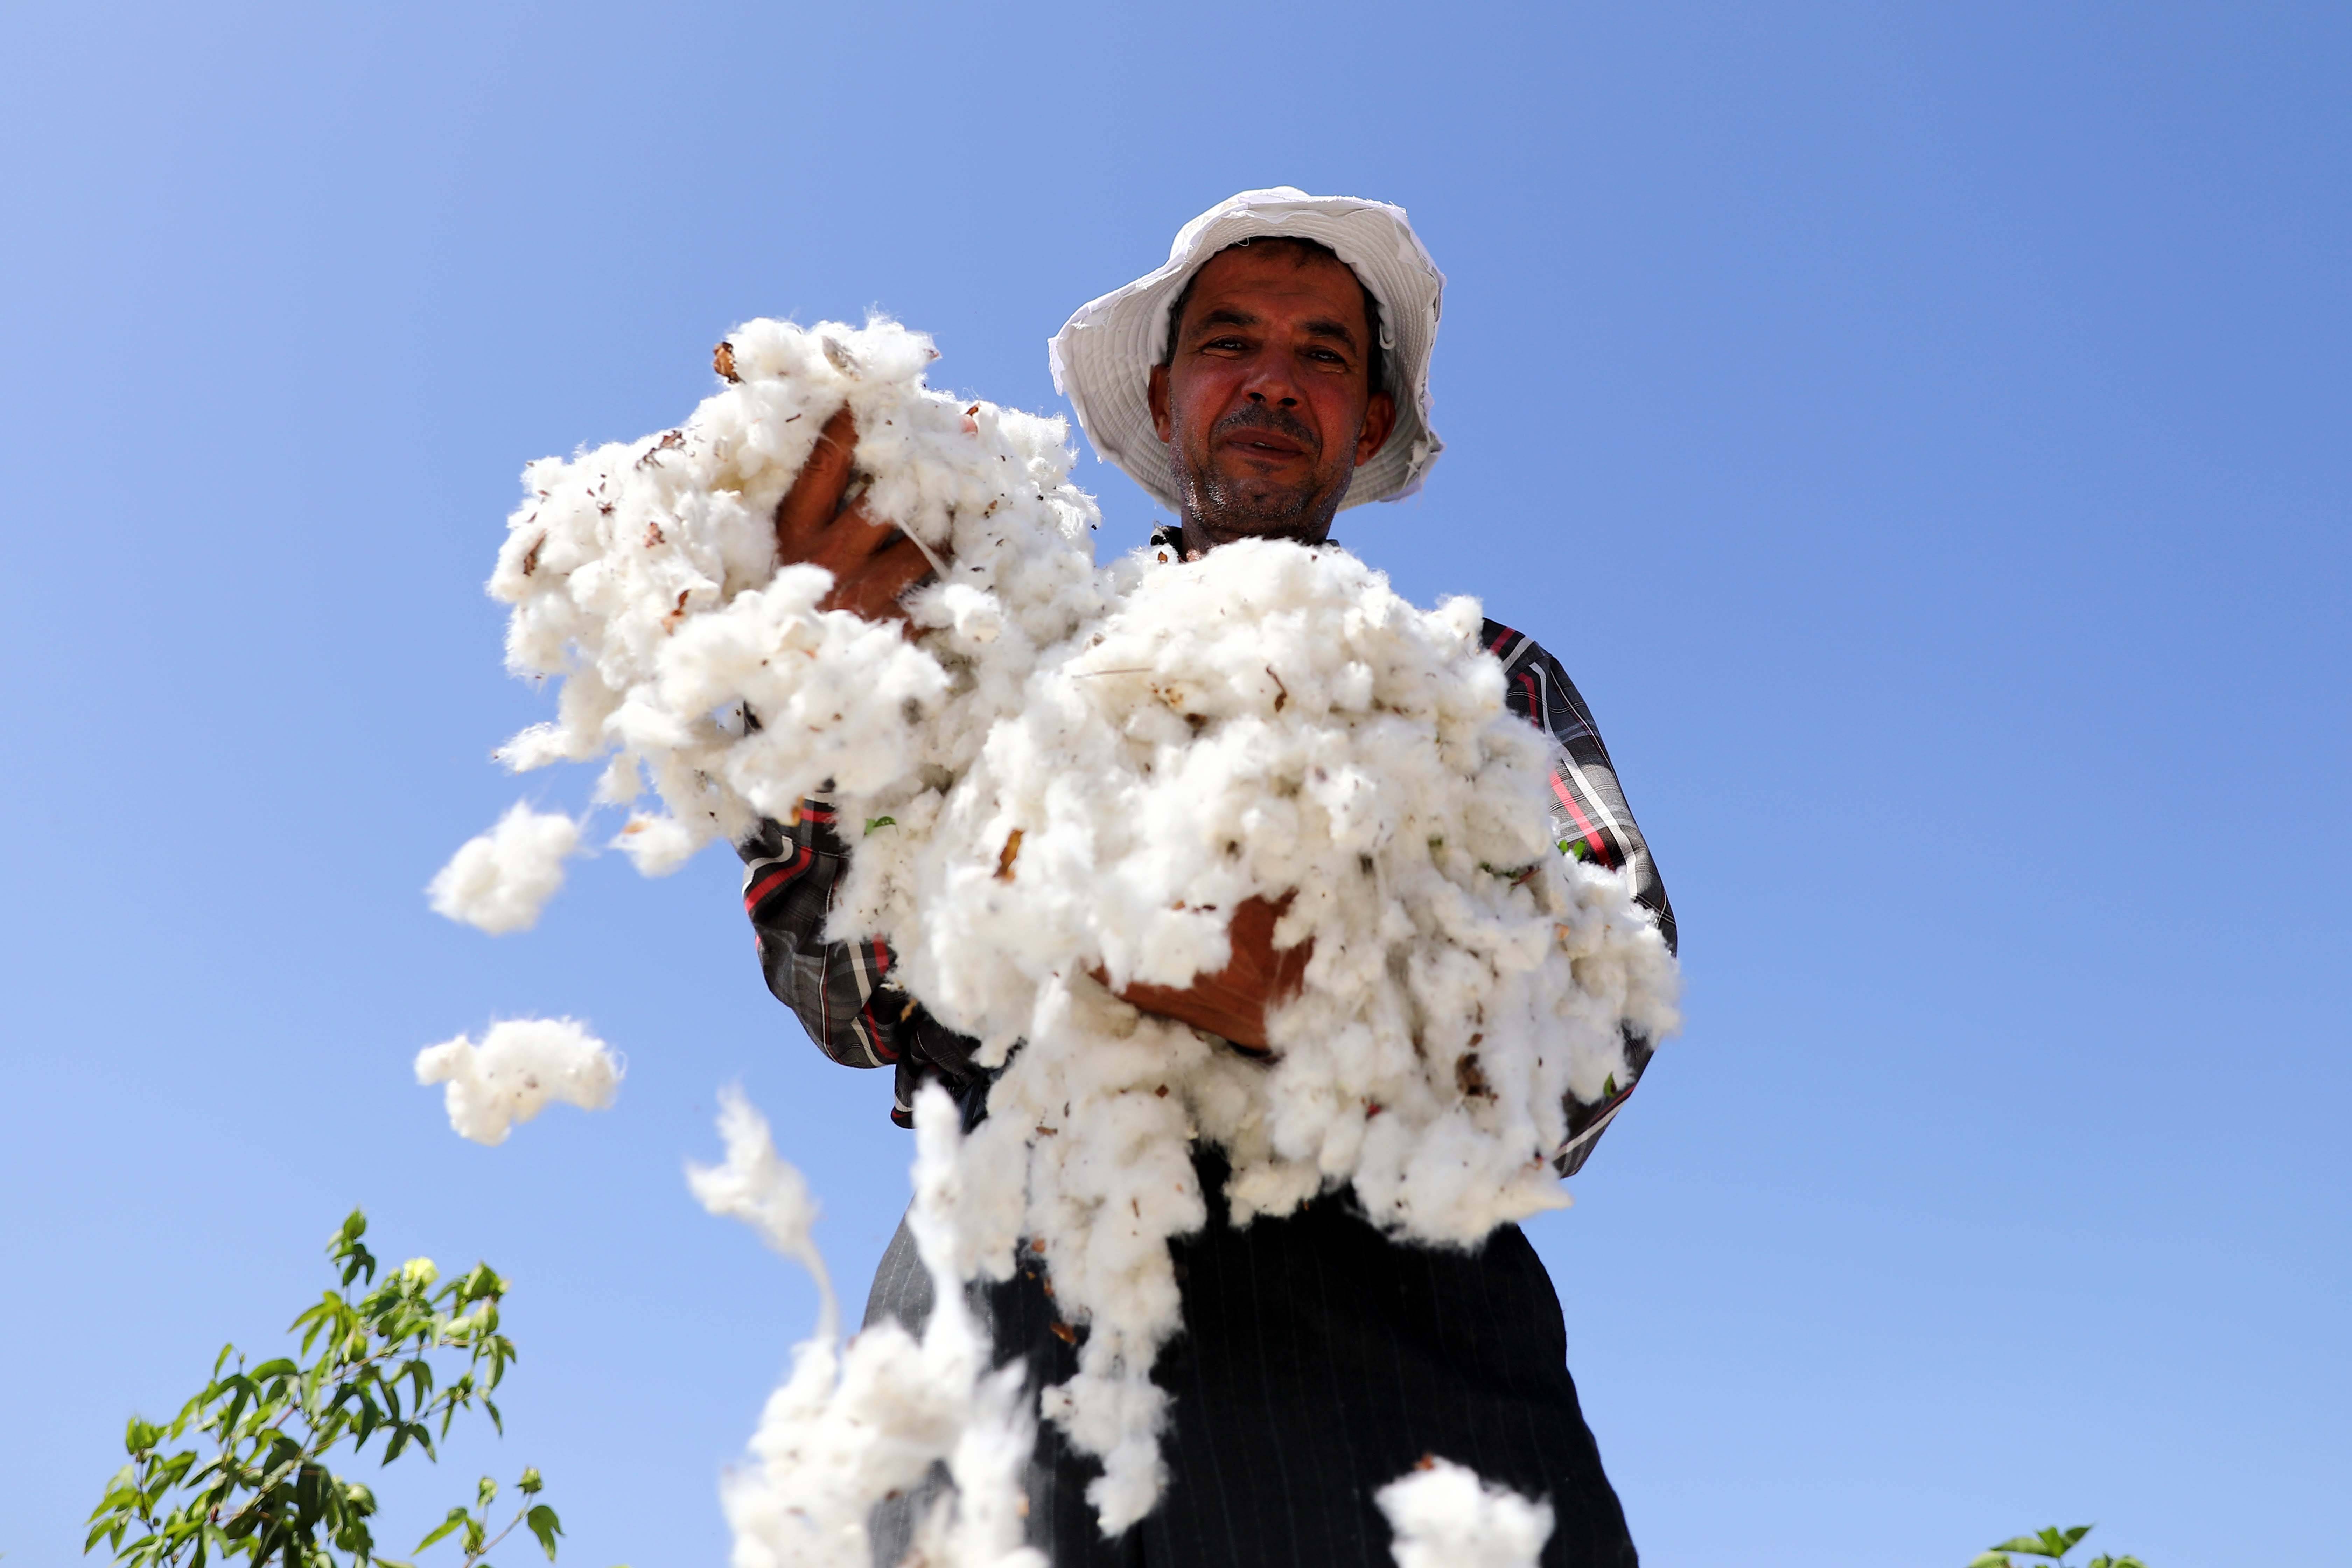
[1376, 1458, 1554, 1568]
[413, 1017, 621, 1146]
[426, 803, 581, 933]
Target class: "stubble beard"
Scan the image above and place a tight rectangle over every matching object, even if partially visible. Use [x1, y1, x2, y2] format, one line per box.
[1170, 406, 1357, 550]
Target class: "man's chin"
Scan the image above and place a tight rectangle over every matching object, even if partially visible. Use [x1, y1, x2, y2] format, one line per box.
[1185, 472, 1349, 545]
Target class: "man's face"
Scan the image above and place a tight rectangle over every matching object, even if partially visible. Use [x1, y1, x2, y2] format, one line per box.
[1148, 244, 1399, 551]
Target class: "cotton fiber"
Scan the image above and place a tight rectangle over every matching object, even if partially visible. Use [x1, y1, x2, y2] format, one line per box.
[701, 1085, 1045, 1568]
[413, 1017, 621, 1146]
[1376, 1457, 1555, 1568]
[688, 1086, 836, 1338]
[427, 803, 580, 933]
[452, 315, 1680, 1533]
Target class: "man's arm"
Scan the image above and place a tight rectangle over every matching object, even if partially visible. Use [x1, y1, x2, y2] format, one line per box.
[1483, 621, 1675, 1176]
[1486, 622, 1676, 954]
[738, 803, 980, 1126]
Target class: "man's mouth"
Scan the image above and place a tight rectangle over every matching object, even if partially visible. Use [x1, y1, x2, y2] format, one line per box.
[1215, 426, 1313, 462]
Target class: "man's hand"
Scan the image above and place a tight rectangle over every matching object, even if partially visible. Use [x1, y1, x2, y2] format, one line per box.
[774, 406, 936, 622]
[1106, 894, 1313, 1052]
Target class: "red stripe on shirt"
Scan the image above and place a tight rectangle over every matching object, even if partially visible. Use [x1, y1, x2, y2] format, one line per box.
[742, 845, 813, 915]
[1550, 770, 1616, 867]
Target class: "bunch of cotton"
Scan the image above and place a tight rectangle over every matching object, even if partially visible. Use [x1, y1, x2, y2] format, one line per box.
[446, 315, 1104, 899]
[413, 1017, 621, 1145]
[703, 1085, 1043, 1568]
[877, 539, 1678, 1528]
[1376, 1458, 1554, 1568]
[445, 316, 1680, 1540]
[426, 803, 580, 933]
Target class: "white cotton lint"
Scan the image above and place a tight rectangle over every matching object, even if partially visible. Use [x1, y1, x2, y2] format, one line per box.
[702, 1086, 1045, 1568]
[427, 803, 580, 933]
[413, 1017, 621, 1146]
[454, 316, 1682, 1535]
[1377, 1457, 1555, 1568]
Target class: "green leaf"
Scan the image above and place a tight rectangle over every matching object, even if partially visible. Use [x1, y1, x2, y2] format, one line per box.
[517, 1467, 542, 1496]
[525, 1503, 563, 1561]
[1967, 1555, 2014, 1568]
[478, 1476, 499, 1509]
[417, 1507, 470, 1552]
[863, 816, 896, 835]
[1993, 1526, 2094, 1560]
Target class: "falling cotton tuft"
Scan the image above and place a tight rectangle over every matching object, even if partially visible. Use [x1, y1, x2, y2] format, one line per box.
[428, 803, 581, 933]
[1377, 1457, 1555, 1568]
[704, 1084, 1045, 1568]
[414, 1017, 621, 1146]
[688, 1086, 835, 1339]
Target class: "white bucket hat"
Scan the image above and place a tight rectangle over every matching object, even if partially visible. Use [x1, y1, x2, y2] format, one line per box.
[1048, 186, 1446, 514]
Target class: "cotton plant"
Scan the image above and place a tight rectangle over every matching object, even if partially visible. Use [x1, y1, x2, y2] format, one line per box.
[431, 315, 1681, 1532]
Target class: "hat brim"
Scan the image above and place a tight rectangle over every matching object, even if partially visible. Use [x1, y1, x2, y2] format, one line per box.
[1049, 187, 1446, 515]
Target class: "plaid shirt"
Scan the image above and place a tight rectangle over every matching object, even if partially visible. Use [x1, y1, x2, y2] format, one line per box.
[738, 532, 1674, 1171]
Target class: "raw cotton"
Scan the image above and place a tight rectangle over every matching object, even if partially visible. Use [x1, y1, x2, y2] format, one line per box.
[697, 1084, 1044, 1568]
[453, 315, 1680, 1534]
[688, 1086, 835, 1336]
[427, 803, 580, 933]
[1376, 1457, 1555, 1568]
[855, 539, 1679, 1527]
[475, 315, 1108, 870]
[414, 1017, 621, 1146]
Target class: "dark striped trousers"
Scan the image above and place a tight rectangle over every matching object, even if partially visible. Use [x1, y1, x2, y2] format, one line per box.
[864, 1147, 1639, 1567]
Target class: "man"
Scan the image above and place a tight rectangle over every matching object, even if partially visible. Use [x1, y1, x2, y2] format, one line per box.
[736, 189, 1674, 1566]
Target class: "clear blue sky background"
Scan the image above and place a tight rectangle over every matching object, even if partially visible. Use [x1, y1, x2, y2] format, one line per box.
[4, 5, 2345, 1565]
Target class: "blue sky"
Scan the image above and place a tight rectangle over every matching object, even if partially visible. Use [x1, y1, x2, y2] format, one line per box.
[4, 5, 2346, 1565]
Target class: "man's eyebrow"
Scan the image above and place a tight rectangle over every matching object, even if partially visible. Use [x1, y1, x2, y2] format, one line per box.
[1190, 306, 1259, 334]
[1301, 316, 1360, 350]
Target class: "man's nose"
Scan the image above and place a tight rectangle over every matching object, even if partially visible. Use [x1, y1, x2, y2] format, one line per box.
[1241, 353, 1302, 408]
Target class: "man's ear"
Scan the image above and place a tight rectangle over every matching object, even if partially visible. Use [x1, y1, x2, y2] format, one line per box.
[1353, 390, 1398, 468]
[1148, 363, 1173, 444]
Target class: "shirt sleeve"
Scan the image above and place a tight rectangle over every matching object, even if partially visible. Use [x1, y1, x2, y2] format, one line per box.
[737, 800, 981, 1127]
[1483, 621, 1677, 1176]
